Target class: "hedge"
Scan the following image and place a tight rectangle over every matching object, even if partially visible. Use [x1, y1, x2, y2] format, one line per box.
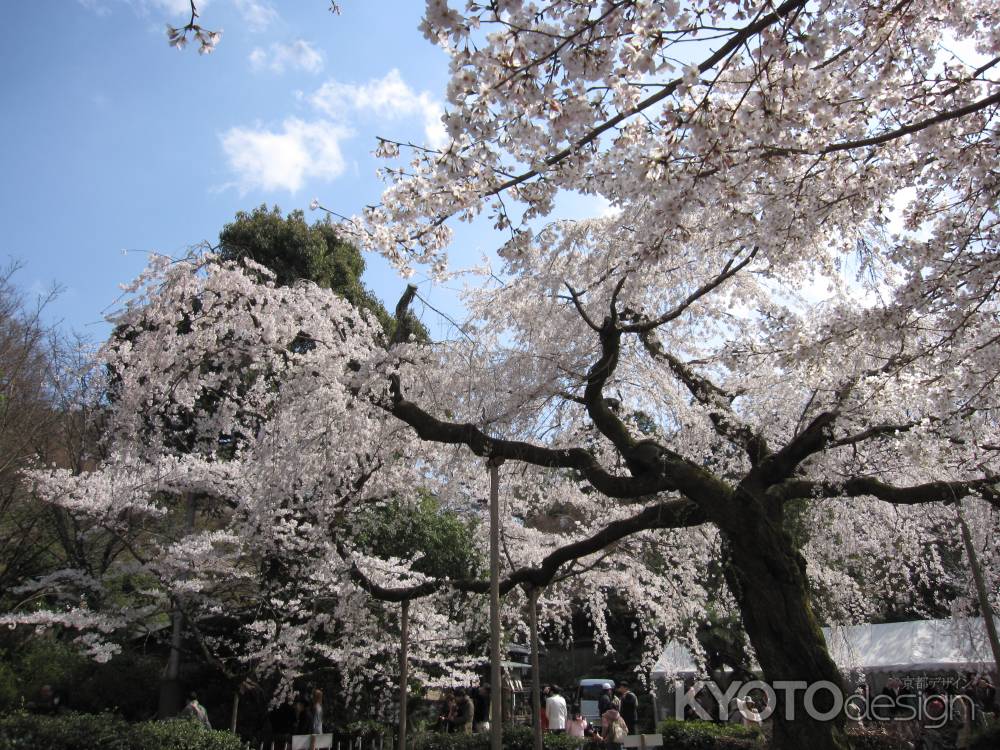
[842, 726, 911, 750]
[0, 711, 244, 750]
[410, 725, 589, 750]
[656, 719, 762, 749]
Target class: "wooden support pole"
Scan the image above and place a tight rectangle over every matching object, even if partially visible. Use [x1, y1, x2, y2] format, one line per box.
[230, 688, 239, 733]
[489, 458, 503, 750]
[957, 504, 1000, 680]
[528, 586, 543, 750]
[398, 599, 410, 750]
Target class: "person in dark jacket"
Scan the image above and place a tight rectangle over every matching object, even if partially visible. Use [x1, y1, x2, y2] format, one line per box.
[293, 696, 312, 735]
[598, 684, 614, 716]
[616, 682, 638, 735]
[472, 684, 491, 732]
[454, 687, 475, 734]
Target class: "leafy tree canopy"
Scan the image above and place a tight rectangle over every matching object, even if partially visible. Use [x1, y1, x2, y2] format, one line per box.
[218, 205, 426, 342]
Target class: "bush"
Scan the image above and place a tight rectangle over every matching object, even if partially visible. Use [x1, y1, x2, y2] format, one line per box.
[655, 719, 761, 749]
[129, 719, 246, 750]
[844, 726, 911, 750]
[410, 724, 584, 750]
[0, 711, 244, 750]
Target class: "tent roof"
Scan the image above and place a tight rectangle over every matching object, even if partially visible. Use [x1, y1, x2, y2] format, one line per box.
[652, 617, 998, 677]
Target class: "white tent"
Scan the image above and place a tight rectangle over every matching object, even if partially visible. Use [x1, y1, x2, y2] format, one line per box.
[822, 616, 998, 674]
[651, 617, 999, 679]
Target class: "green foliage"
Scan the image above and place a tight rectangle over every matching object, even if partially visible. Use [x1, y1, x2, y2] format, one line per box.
[410, 725, 581, 750]
[8, 638, 88, 705]
[344, 719, 394, 738]
[127, 719, 245, 750]
[0, 712, 244, 750]
[0, 664, 18, 714]
[353, 492, 483, 580]
[0, 640, 161, 721]
[70, 652, 161, 719]
[655, 719, 761, 749]
[218, 205, 427, 341]
[843, 726, 913, 750]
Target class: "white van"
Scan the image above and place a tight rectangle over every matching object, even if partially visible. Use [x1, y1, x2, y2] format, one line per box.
[575, 678, 614, 725]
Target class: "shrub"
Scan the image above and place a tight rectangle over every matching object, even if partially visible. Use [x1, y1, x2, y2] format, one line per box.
[129, 718, 246, 750]
[844, 726, 911, 750]
[655, 719, 761, 749]
[0, 711, 244, 750]
[345, 719, 394, 738]
[410, 725, 583, 750]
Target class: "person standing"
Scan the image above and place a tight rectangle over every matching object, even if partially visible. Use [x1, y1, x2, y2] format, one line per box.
[454, 687, 475, 734]
[182, 692, 212, 730]
[473, 684, 491, 733]
[616, 682, 638, 735]
[310, 689, 324, 734]
[566, 707, 588, 738]
[293, 697, 312, 736]
[539, 685, 550, 732]
[546, 685, 568, 734]
[600, 705, 628, 750]
[598, 684, 614, 716]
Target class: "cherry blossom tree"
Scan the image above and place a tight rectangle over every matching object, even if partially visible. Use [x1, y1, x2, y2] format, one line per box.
[320, 2, 1000, 748]
[13, 253, 707, 721]
[21, 2, 1000, 747]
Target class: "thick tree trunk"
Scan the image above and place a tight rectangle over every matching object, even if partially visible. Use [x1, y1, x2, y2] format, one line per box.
[721, 507, 849, 750]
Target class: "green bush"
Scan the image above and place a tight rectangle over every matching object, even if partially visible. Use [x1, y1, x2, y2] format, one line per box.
[0, 711, 244, 750]
[410, 725, 583, 750]
[345, 719, 394, 738]
[655, 719, 761, 749]
[0, 664, 19, 715]
[843, 726, 911, 750]
[129, 719, 246, 750]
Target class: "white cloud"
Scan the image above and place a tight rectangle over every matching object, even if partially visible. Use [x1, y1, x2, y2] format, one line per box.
[233, 0, 278, 32]
[77, 0, 210, 19]
[220, 70, 447, 194]
[77, 0, 111, 16]
[249, 40, 324, 75]
[220, 118, 350, 194]
[145, 0, 202, 17]
[311, 69, 447, 149]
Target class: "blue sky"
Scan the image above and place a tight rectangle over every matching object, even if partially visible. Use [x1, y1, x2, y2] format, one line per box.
[0, 0, 477, 340]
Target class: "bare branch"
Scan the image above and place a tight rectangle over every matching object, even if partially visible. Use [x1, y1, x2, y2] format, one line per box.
[620, 246, 758, 333]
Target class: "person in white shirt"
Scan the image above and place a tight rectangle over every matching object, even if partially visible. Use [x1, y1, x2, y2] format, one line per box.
[545, 686, 568, 733]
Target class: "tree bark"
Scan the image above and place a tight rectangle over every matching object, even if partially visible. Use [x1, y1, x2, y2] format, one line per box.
[720, 502, 849, 750]
[158, 492, 197, 719]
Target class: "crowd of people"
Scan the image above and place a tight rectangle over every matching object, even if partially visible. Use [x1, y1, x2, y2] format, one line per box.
[860, 672, 998, 750]
[268, 689, 326, 737]
[436, 685, 493, 734]
[436, 680, 640, 749]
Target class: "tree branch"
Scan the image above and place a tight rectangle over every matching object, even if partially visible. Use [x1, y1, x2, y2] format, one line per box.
[343, 499, 706, 602]
[770, 476, 1000, 508]
[480, 0, 809, 200]
[385, 374, 675, 498]
[639, 330, 768, 464]
[620, 246, 758, 333]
